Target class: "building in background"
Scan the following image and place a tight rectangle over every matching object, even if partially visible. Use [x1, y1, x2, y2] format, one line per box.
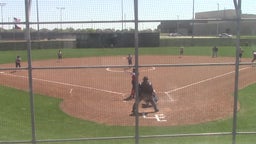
[159, 9, 256, 36]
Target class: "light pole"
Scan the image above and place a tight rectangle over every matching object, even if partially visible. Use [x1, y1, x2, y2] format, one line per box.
[56, 7, 65, 30]
[216, 3, 220, 36]
[0, 2, 6, 30]
[177, 15, 179, 33]
[191, 0, 195, 45]
[124, 13, 126, 29]
[36, 0, 40, 40]
[121, 0, 124, 31]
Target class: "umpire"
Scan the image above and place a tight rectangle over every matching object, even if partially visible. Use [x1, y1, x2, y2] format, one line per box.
[131, 76, 159, 115]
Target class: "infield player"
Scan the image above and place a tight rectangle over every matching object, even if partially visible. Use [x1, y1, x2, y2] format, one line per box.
[131, 76, 159, 115]
[15, 55, 21, 68]
[127, 54, 132, 66]
[142, 89, 159, 108]
[124, 68, 136, 101]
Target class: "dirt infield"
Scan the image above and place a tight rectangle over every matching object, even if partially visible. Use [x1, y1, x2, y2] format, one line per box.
[0, 55, 256, 126]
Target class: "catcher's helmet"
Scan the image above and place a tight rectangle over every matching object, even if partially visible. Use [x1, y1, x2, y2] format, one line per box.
[143, 76, 148, 81]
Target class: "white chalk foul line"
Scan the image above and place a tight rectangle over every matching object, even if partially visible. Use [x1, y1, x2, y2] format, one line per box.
[165, 67, 250, 99]
[164, 92, 175, 102]
[106, 67, 128, 73]
[0, 72, 124, 96]
[69, 88, 73, 94]
[69, 88, 73, 96]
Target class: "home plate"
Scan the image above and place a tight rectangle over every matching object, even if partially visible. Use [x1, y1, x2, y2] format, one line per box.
[142, 113, 167, 122]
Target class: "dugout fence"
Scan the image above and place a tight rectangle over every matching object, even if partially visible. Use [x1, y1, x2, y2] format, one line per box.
[0, 0, 256, 144]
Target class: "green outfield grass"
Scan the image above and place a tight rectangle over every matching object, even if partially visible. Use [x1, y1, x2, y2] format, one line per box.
[0, 47, 256, 144]
[0, 46, 255, 64]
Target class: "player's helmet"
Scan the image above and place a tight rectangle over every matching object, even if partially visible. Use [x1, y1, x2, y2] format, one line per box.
[143, 76, 148, 81]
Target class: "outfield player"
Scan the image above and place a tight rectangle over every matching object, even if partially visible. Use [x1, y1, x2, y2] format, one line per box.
[239, 47, 244, 61]
[212, 46, 218, 58]
[251, 51, 256, 63]
[57, 50, 63, 60]
[179, 46, 184, 58]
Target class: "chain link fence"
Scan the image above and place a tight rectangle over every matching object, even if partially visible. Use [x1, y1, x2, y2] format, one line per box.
[0, 0, 256, 144]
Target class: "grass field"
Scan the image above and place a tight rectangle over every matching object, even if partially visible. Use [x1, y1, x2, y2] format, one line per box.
[0, 46, 256, 144]
[0, 46, 255, 64]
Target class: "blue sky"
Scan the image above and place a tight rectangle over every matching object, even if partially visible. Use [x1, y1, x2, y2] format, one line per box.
[1, 0, 255, 30]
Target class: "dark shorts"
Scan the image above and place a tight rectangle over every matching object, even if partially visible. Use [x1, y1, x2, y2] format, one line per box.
[16, 62, 21, 68]
[128, 60, 132, 65]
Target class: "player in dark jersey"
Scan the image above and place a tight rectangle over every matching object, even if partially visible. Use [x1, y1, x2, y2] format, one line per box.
[15, 56, 21, 68]
[124, 68, 136, 101]
[57, 50, 63, 61]
[179, 46, 184, 58]
[131, 76, 159, 115]
[127, 54, 132, 66]
[212, 46, 218, 58]
[239, 47, 244, 62]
